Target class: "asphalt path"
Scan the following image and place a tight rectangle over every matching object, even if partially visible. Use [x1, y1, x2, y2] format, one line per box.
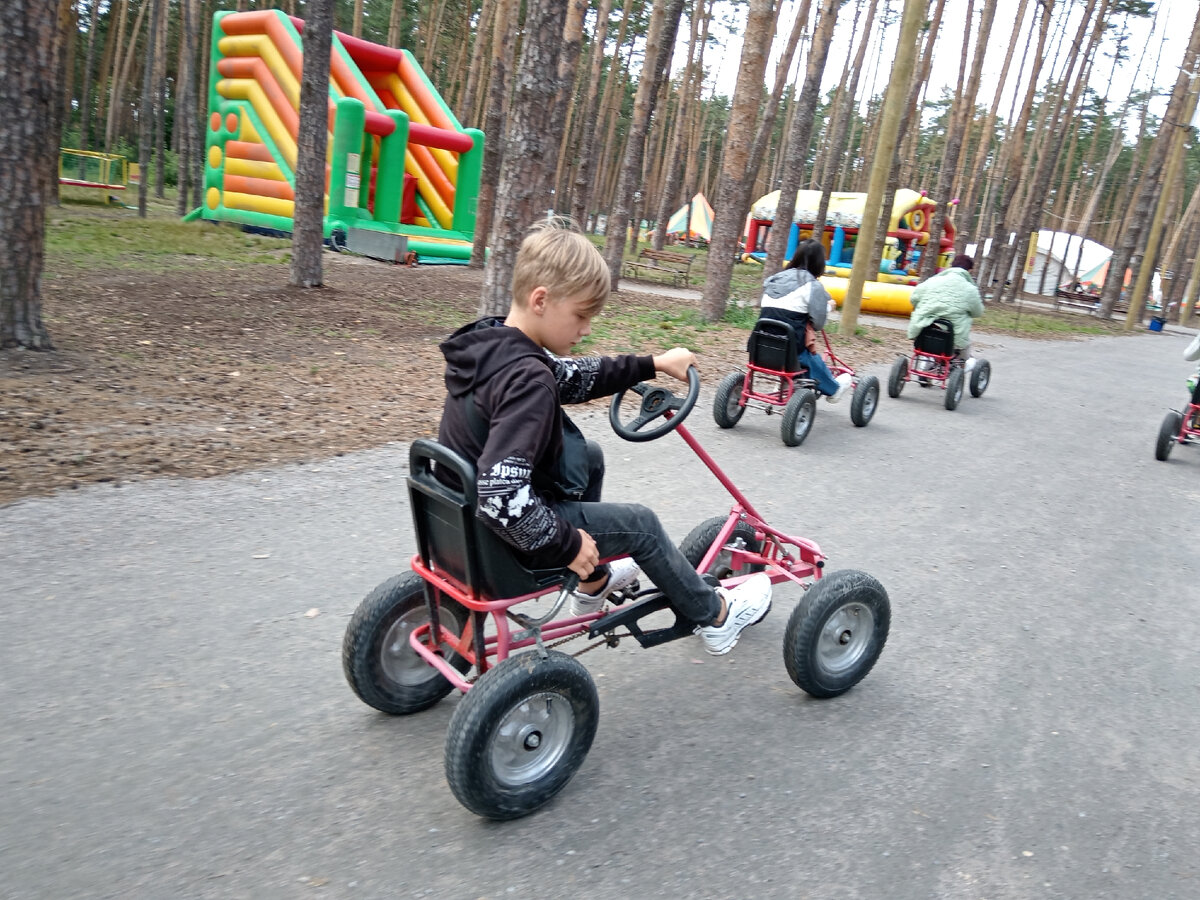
[3, 327, 1200, 900]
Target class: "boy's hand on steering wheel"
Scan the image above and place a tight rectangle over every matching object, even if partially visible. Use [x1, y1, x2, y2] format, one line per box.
[653, 347, 697, 382]
[568, 529, 599, 580]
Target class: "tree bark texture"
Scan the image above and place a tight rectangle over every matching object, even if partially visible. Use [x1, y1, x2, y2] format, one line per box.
[469, 0, 519, 267]
[290, 0, 335, 288]
[601, 0, 686, 289]
[478, 0, 572, 315]
[699, 0, 777, 321]
[762, 0, 839, 279]
[1100, 15, 1200, 319]
[1, 0, 67, 348]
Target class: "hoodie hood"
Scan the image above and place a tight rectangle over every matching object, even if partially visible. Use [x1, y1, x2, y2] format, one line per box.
[440, 317, 550, 399]
[762, 266, 816, 301]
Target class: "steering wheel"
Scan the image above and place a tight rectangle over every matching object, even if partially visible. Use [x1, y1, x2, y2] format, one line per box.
[608, 366, 701, 442]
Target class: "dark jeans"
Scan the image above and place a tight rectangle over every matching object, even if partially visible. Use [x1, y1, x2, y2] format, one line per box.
[557, 442, 722, 626]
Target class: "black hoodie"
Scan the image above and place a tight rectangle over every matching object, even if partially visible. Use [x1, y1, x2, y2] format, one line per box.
[438, 317, 655, 568]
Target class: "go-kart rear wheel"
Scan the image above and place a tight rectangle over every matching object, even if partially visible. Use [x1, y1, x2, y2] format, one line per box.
[342, 572, 471, 715]
[887, 357, 908, 398]
[781, 388, 817, 446]
[944, 368, 965, 410]
[969, 359, 991, 397]
[680, 517, 765, 580]
[1156, 411, 1183, 461]
[713, 371, 748, 428]
[849, 375, 880, 427]
[444, 651, 598, 820]
[783, 570, 890, 699]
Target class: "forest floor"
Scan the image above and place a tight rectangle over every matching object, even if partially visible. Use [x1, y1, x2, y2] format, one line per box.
[0, 197, 1128, 505]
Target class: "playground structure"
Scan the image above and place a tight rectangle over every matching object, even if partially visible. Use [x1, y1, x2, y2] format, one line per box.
[743, 189, 958, 316]
[191, 9, 483, 263]
[59, 149, 129, 199]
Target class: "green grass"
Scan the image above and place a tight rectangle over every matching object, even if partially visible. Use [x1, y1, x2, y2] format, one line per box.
[46, 199, 289, 272]
[979, 306, 1121, 335]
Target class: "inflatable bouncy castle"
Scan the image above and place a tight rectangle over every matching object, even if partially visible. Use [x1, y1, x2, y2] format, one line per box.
[191, 9, 483, 263]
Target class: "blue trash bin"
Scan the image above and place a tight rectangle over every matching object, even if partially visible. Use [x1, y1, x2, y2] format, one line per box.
[1149, 316, 1166, 332]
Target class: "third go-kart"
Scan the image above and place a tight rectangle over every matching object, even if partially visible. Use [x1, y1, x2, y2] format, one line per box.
[888, 317, 991, 410]
[343, 368, 891, 820]
[1155, 379, 1200, 461]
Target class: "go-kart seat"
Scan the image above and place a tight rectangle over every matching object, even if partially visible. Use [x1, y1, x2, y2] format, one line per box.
[748, 318, 801, 373]
[915, 317, 955, 356]
[408, 439, 564, 599]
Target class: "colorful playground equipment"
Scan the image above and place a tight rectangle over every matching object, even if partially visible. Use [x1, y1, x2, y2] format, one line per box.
[191, 9, 483, 263]
[743, 189, 958, 315]
[59, 149, 129, 199]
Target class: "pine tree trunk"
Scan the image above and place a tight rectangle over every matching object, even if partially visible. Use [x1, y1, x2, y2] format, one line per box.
[470, 0, 520, 267]
[1000, 0, 1105, 305]
[1099, 17, 1200, 317]
[601, 0, 686, 288]
[458, 0, 495, 124]
[138, 0, 162, 217]
[478, 0, 572, 315]
[699, 0, 777, 320]
[652, 0, 705, 250]
[103, 0, 130, 152]
[176, 0, 197, 215]
[78, 0, 100, 156]
[154, 1, 167, 199]
[547, 0, 588, 212]
[763, 0, 839, 278]
[290, 0, 335, 288]
[576, 0, 632, 230]
[842, 0, 925, 333]
[1, 0, 68, 348]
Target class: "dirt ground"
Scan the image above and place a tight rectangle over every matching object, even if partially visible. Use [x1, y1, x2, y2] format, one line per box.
[1, 252, 949, 504]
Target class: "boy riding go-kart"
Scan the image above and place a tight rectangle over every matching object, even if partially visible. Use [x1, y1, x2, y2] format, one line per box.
[342, 222, 891, 820]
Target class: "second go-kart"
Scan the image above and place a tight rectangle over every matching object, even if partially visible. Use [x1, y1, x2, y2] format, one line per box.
[888, 317, 991, 410]
[343, 369, 890, 820]
[713, 318, 881, 446]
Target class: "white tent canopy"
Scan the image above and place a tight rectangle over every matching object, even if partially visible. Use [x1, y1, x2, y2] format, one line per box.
[967, 230, 1113, 296]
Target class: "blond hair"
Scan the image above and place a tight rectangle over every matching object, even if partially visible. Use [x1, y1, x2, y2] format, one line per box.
[511, 218, 610, 314]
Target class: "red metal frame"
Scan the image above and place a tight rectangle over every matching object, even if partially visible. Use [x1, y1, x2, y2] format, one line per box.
[903, 347, 956, 388]
[406, 416, 826, 694]
[739, 329, 858, 410]
[1175, 402, 1200, 443]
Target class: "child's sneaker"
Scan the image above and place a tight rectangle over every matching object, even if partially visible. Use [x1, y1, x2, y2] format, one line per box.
[696, 572, 773, 655]
[569, 557, 641, 617]
[825, 373, 854, 404]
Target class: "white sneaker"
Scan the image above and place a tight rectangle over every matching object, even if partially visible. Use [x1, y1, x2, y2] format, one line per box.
[569, 557, 641, 617]
[965, 357, 977, 373]
[696, 572, 773, 656]
[825, 373, 854, 404]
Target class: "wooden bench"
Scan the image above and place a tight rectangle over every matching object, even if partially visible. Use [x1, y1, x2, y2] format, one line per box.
[1051, 289, 1128, 317]
[623, 248, 695, 288]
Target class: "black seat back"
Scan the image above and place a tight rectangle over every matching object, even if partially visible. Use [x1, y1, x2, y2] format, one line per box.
[407, 439, 563, 599]
[748, 318, 800, 372]
[915, 317, 955, 355]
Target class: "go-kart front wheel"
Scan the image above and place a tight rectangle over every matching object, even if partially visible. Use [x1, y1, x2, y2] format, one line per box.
[969, 359, 991, 397]
[887, 357, 908, 398]
[713, 371, 748, 428]
[783, 570, 889, 698]
[781, 388, 817, 447]
[342, 572, 471, 715]
[444, 651, 599, 820]
[680, 517, 765, 580]
[849, 375, 880, 427]
[944, 368, 965, 410]
[1156, 411, 1183, 461]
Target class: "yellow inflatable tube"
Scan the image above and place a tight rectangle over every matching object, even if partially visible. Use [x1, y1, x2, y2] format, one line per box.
[821, 276, 915, 316]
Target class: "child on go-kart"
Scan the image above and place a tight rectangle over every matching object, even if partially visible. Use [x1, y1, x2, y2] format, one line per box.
[437, 219, 772, 655]
[758, 238, 853, 403]
[906, 253, 984, 363]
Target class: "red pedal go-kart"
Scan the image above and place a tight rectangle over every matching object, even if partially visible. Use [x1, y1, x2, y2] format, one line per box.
[1155, 379, 1200, 461]
[713, 318, 881, 446]
[343, 369, 891, 820]
[888, 317, 991, 411]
